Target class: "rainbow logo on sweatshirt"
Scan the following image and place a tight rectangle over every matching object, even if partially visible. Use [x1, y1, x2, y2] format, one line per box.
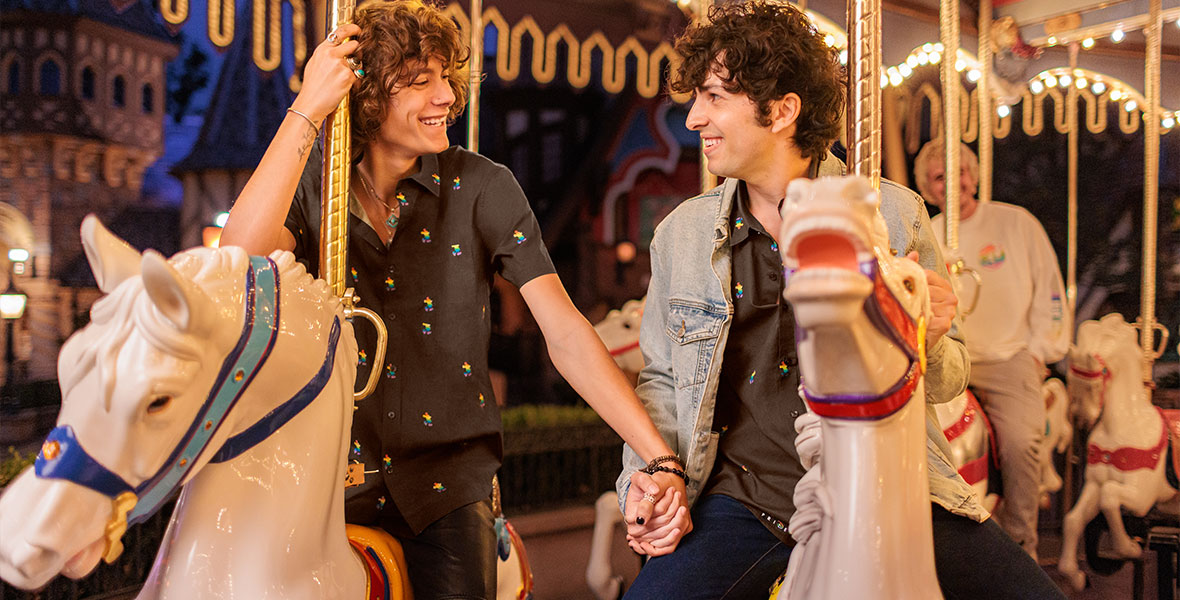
[979, 244, 1006, 269]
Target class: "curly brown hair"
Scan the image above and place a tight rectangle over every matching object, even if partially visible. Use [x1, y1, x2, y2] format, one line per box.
[350, 1, 470, 148]
[670, 1, 845, 160]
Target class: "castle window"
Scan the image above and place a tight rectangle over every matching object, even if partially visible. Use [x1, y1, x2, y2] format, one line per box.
[112, 75, 125, 107]
[38, 60, 61, 95]
[81, 67, 95, 100]
[5, 62, 18, 94]
[141, 83, 153, 113]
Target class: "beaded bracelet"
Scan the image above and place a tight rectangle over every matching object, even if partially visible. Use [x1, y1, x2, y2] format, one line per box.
[641, 464, 689, 484]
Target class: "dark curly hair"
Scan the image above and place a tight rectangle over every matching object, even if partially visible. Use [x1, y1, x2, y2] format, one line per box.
[670, 1, 845, 160]
[350, 1, 470, 149]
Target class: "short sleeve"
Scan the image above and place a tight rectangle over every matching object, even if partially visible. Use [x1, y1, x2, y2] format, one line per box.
[473, 163, 555, 288]
[284, 145, 323, 275]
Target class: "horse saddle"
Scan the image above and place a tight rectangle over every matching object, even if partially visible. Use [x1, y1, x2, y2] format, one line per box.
[347, 524, 413, 600]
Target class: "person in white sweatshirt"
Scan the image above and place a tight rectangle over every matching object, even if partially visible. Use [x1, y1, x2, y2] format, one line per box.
[915, 139, 1072, 559]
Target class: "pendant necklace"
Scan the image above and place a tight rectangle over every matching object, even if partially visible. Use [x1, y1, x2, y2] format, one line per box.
[356, 166, 399, 230]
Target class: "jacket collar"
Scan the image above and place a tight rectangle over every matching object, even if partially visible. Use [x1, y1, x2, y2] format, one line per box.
[713, 151, 846, 244]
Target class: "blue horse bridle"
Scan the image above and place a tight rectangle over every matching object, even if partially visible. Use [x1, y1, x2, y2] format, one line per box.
[33, 256, 341, 560]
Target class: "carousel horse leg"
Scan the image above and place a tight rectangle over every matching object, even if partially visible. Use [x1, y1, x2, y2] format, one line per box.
[1098, 481, 1146, 558]
[1060, 482, 1101, 590]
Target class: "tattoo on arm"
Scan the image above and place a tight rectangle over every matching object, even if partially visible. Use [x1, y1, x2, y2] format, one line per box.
[296, 123, 317, 160]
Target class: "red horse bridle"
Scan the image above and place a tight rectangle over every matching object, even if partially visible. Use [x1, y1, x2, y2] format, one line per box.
[1068, 354, 1111, 412]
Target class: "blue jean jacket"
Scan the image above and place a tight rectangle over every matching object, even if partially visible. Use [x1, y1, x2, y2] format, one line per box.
[617, 154, 989, 523]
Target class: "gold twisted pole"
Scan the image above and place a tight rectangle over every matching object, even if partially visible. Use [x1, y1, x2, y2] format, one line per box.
[977, 0, 993, 206]
[467, 0, 483, 152]
[1141, 0, 1162, 384]
[321, 0, 355, 298]
[847, 0, 881, 189]
[1066, 43, 1079, 314]
[939, 0, 960, 258]
[321, 0, 386, 401]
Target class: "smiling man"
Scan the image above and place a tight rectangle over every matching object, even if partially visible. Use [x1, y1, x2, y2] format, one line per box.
[219, 2, 688, 598]
[618, 3, 1064, 599]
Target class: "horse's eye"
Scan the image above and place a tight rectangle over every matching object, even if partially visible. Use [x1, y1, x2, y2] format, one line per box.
[146, 395, 173, 414]
[903, 278, 916, 293]
[622, 322, 632, 329]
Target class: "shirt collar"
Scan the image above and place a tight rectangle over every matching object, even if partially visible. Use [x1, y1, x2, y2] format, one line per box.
[728, 181, 767, 247]
[409, 152, 442, 196]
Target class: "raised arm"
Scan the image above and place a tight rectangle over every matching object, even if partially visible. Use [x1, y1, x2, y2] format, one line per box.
[219, 24, 361, 255]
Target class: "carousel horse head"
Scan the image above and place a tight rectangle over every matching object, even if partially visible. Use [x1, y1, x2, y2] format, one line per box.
[593, 298, 645, 374]
[1067, 313, 1139, 428]
[780, 175, 929, 403]
[0, 216, 342, 590]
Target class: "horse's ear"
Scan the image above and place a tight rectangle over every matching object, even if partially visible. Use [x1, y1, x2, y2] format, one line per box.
[140, 250, 213, 334]
[80, 215, 142, 293]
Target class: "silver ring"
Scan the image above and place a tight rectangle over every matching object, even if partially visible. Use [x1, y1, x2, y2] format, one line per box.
[327, 31, 340, 45]
[346, 57, 362, 69]
[642, 492, 656, 504]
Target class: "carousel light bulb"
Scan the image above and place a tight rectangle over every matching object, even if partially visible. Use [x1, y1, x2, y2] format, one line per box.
[1044, 74, 1058, 87]
[966, 69, 980, 82]
[1125, 99, 1138, 112]
[1110, 89, 1122, 101]
[1092, 81, 1107, 95]
[1111, 28, 1125, 43]
[839, 49, 848, 65]
[899, 63, 913, 77]
[1030, 80, 1045, 94]
[1059, 74, 1072, 87]
[889, 72, 904, 87]
[923, 42, 934, 53]
[1176, 19, 1180, 30]
[1163, 116, 1176, 129]
[1076, 77, 1088, 89]
[881, 73, 889, 88]
[917, 52, 929, 65]
[906, 55, 919, 68]
[824, 34, 836, 47]
[997, 105, 1011, 118]
[955, 58, 967, 72]
[1082, 37, 1095, 49]
[929, 51, 942, 64]
[1047, 36, 1058, 46]
[934, 43, 944, 52]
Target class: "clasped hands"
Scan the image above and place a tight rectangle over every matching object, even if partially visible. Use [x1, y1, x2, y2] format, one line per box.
[624, 470, 692, 557]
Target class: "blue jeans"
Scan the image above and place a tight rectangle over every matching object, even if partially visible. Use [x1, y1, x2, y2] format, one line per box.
[932, 505, 1066, 600]
[624, 494, 793, 600]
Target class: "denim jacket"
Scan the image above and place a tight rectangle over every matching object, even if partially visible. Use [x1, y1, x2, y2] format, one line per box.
[617, 154, 989, 523]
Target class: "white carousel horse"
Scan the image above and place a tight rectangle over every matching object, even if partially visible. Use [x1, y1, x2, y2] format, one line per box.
[1057, 313, 1179, 591]
[592, 298, 645, 375]
[772, 176, 942, 599]
[933, 378, 1072, 513]
[0, 216, 533, 600]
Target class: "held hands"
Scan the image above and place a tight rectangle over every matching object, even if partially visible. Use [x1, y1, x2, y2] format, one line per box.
[624, 470, 692, 557]
[905, 251, 957, 344]
[290, 24, 363, 124]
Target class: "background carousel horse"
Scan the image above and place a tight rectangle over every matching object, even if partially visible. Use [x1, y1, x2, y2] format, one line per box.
[1057, 313, 1179, 591]
[0, 217, 532, 600]
[932, 378, 1072, 513]
[772, 176, 942, 599]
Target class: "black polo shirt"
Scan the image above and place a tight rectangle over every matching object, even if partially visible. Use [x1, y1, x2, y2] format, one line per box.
[702, 181, 806, 544]
[285, 144, 555, 534]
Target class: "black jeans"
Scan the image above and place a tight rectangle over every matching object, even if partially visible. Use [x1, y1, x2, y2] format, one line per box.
[381, 499, 497, 600]
[932, 504, 1067, 600]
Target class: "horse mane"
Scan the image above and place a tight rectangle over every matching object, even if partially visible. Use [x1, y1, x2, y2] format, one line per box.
[64, 248, 330, 412]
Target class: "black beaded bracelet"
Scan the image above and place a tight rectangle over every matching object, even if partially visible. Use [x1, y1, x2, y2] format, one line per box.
[641, 464, 689, 484]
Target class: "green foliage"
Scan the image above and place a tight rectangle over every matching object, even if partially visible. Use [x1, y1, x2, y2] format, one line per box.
[500, 403, 604, 431]
[0, 446, 35, 488]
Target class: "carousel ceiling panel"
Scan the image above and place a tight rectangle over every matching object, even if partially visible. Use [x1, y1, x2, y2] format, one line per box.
[995, 0, 1180, 46]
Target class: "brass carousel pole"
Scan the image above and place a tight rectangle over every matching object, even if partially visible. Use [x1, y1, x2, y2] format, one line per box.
[697, 0, 717, 192]
[940, 0, 961, 257]
[1066, 43, 1079, 314]
[467, 0, 483, 152]
[977, 0, 993, 206]
[322, 0, 385, 401]
[1141, 0, 1162, 384]
[847, 0, 882, 187]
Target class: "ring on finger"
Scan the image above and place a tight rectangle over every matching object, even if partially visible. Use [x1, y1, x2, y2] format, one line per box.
[327, 31, 340, 45]
[642, 492, 656, 504]
[346, 57, 361, 69]
[352, 67, 366, 78]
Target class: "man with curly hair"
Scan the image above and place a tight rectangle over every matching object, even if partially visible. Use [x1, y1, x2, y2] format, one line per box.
[618, 3, 1064, 599]
[220, 2, 689, 598]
